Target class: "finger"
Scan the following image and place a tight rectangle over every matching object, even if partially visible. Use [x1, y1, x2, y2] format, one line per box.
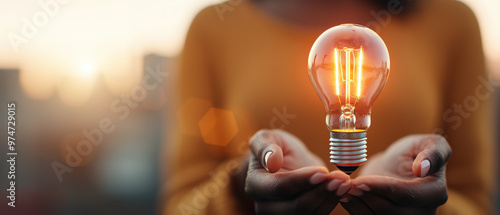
[351, 175, 448, 207]
[339, 194, 374, 215]
[296, 181, 338, 215]
[255, 198, 311, 215]
[312, 193, 340, 215]
[310, 171, 351, 214]
[249, 129, 284, 172]
[245, 165, 329, 200]
[255, 177, 346, 215]
[326, 170, 352, 183]
[345, 191, 437, 215]
[341, 192, 416, 215]
[411, 135, 451, 177]
[253, 183, 331, 215]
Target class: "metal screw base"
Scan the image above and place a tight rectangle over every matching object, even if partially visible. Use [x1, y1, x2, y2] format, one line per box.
[330, 130, 367, 175]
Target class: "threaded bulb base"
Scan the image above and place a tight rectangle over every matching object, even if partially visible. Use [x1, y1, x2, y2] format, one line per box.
[330, 130, 367, 175]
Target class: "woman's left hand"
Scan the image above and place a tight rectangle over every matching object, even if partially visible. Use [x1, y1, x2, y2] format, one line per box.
[340, 134, 452, 215]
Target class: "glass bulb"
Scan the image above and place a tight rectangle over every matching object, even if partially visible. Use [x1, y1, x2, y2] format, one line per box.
[308, 24, 390, 174]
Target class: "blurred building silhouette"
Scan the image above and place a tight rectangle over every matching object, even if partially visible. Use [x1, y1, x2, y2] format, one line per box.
[0, 53, 175, 215]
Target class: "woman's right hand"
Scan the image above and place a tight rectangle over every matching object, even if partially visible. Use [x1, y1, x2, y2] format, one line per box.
[245, 129, 351, 215]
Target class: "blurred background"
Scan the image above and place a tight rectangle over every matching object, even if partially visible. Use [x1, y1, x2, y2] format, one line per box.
[0, 0, 498, 214]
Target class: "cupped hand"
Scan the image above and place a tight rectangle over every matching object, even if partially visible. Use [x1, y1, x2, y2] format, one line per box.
[245, 129, 351, 215]
[340, 134, 451, 215]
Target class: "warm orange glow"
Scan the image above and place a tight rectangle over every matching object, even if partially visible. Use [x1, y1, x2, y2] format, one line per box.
[334, 48, 340, 95]
[357, 47, 363, 98]
[309, 24, 390, 131]
[198, 108, 239, 147]
[345, 48, 351, 104]
[333, 47, 364, 104]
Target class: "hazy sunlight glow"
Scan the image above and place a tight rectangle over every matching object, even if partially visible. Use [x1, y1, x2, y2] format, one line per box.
[79, 62, 96, 78]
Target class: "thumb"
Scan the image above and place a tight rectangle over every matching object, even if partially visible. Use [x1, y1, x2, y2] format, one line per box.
[412, 135, 452, 177]
[249, 129, 284, 173]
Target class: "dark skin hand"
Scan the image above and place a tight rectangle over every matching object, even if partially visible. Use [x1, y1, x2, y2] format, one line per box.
[245, 129, 351, 215]
[340, 135, 451, 214]
[243, 131, 450, 215]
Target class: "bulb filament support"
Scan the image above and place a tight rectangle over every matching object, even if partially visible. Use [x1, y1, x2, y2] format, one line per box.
[329, 130, 367, 175]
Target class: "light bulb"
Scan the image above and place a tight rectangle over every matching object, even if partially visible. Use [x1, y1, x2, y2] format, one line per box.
[308, 24, 390, 175]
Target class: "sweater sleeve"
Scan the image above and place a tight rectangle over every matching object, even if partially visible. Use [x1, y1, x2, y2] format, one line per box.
[437, 2, 496, 214]
[161, 7, 247, 215]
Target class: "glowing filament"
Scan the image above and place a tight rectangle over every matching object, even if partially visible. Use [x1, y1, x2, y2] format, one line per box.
[357, 47, 363, 98]
[333, 46, 364, 104]
[334, 49, 340, 95]
[345, 48, 351, 104]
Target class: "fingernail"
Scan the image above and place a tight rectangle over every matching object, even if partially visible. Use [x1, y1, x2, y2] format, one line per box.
[336, 181, 351, 196]
[420, 160, 430, 177]
[264, 151, 272, 172]
[347, 187, 363, 197]
[339, 197, 349, 203]
[356, 184, 371, 192]
[310, 173, 328, 185]
[327, 179, 342, 191]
